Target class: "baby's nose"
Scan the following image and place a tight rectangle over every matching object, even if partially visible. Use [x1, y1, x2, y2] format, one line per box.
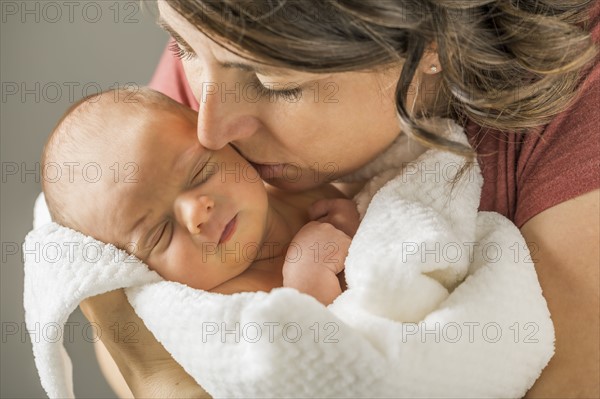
[177, 194, 215, 235]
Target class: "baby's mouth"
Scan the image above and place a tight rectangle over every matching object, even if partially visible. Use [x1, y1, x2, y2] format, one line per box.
[218, 214, 237, 245]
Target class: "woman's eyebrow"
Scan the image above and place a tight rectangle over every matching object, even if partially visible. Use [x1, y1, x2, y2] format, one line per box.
[220, 61, 292, 77]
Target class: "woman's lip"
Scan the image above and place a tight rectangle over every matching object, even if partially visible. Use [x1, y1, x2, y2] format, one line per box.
[218, 215, 237, 245]
[230, 145, 291, 181]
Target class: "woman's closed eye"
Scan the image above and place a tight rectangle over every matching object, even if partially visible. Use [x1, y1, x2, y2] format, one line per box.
[168, 38, 302, 102]
[253, 74, 302, 102]
[168, 40, 196, 61]
[168, 41, 302, 102]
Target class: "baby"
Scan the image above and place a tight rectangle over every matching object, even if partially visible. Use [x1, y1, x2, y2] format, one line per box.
[41, 87, 360, 305]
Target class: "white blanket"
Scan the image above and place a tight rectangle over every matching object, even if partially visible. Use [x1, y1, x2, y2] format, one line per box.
[24, 120, 554, 398]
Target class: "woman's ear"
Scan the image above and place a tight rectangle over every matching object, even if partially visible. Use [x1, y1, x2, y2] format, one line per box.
[420, 42, 442, 75]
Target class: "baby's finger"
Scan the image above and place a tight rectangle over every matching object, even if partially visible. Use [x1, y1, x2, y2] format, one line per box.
[316, 214, 339, 227]
[315, 213, 356, 237]
[327, 258, 346, 275]
[325, 241, 349, 275]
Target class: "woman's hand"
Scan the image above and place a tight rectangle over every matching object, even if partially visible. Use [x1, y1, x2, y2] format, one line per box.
[80, 289, 210, 398]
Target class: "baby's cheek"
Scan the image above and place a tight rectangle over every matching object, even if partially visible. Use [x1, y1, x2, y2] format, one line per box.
[146, 243, 192, 284]
[164, 241, 228, 290]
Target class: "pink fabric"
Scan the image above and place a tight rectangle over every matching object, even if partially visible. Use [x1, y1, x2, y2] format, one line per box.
[149, 39, 199, 111]
[149, 9, 600, 229]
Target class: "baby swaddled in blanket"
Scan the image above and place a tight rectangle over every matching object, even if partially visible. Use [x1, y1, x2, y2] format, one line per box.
[25, 87, 555, 398]
[42, 86, 358, 305]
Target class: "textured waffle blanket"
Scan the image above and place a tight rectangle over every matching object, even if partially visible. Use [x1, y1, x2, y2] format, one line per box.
[24, 119, 554, 398]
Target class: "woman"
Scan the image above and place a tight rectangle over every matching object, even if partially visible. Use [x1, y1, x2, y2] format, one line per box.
[81, 0, 599, 397]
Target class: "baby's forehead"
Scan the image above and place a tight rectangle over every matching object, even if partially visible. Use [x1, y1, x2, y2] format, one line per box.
[75, 91, 199, 188]
[79, 100, 163, 153]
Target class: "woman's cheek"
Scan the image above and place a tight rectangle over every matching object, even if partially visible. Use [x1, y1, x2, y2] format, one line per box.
[181, 60, 204, 102]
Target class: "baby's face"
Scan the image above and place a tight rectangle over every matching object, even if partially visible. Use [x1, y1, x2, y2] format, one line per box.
[80, 106, 269, 290]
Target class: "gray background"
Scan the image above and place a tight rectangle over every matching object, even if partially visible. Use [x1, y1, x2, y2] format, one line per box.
[1, 1, 169, 397]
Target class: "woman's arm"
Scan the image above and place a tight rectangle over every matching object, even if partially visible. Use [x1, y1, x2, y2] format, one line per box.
[94, 339, 133, 398]
[522, 189, 599, 397]
[79, 290, 211, 398]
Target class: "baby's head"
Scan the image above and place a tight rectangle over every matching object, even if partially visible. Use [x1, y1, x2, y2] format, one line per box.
[42, 87, 269, 290]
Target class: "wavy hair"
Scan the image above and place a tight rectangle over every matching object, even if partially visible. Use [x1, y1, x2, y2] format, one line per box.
[168, 0, 597, 156]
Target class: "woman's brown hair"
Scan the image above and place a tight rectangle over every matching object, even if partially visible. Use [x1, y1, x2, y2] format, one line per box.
[167, 0, 597, 157]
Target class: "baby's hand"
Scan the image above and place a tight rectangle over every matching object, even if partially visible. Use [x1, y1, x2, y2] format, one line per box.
[282, 221, 350, 305]
[308, 198, 360, 237]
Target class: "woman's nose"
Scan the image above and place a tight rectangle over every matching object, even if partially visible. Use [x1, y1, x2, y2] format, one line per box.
[175, 193, 215, 235]
[195, 76, 262, 150]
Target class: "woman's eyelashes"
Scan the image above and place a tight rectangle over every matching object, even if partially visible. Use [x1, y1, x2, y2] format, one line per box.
[168, 40, 196, 61]
[253, 75, 303, 102]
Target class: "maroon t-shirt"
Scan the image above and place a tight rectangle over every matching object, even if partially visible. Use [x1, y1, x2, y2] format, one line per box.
[150, 6, 599, 229]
